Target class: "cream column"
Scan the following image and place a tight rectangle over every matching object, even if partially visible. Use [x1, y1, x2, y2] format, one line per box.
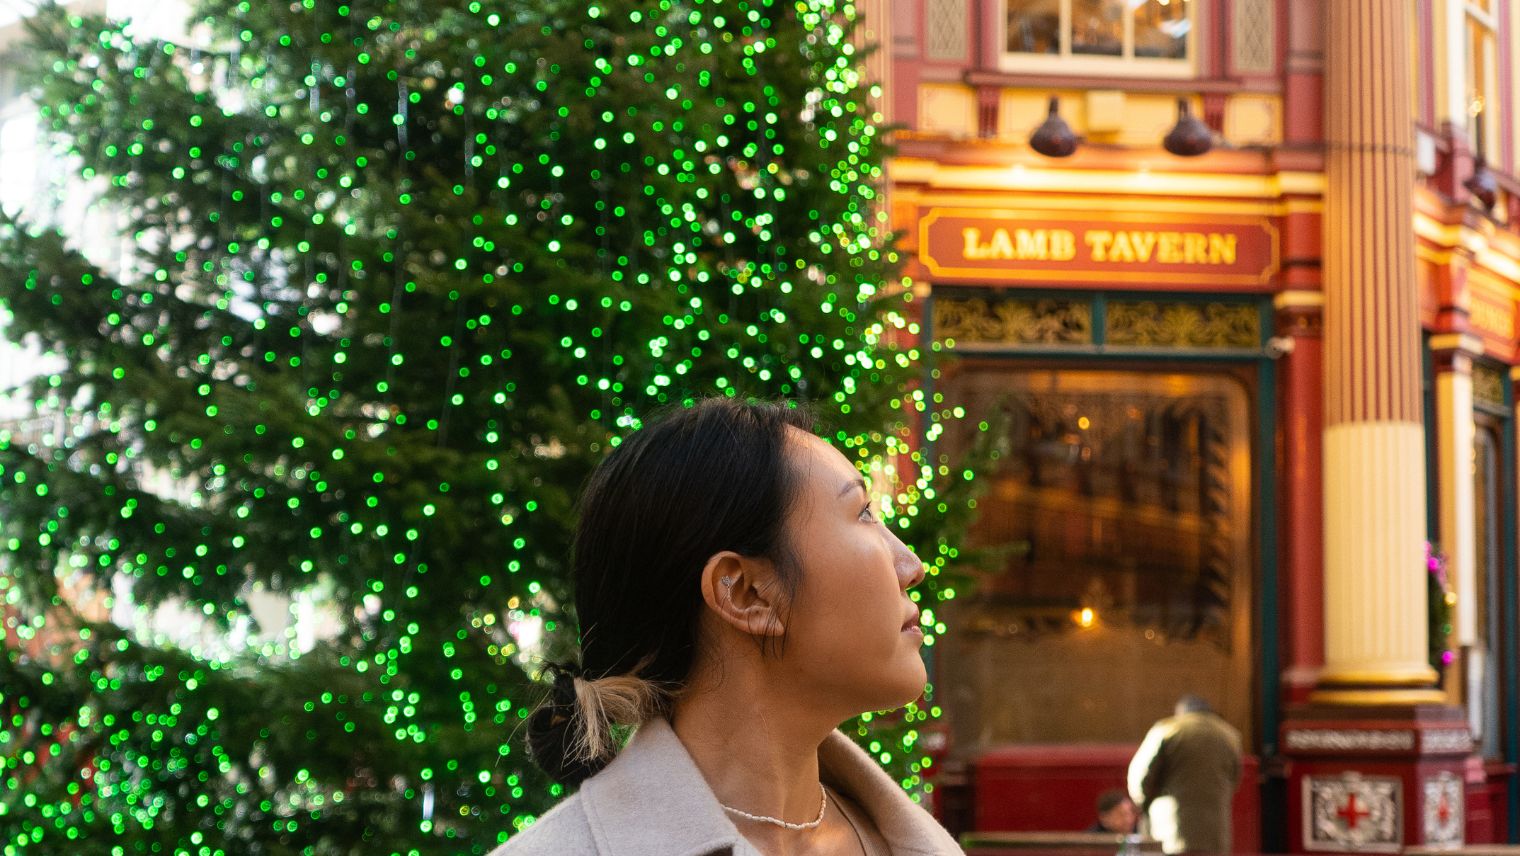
[1315, 0, 1442, 703]
[1431, 333, 1482, 654]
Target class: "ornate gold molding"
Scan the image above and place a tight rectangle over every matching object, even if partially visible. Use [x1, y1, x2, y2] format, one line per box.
[1106, 301, 1260, 348]
[1474, 363, 1505, 409]
[935, 296, 1092, 346]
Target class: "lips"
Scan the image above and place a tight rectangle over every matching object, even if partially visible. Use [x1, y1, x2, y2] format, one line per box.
[902, 608, 922, 632]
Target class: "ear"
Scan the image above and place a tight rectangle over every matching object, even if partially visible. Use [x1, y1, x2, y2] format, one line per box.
[699, 550, 787, 638]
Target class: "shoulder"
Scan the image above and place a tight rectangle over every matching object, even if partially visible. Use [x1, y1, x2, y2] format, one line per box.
[818, 731, 964, 855]
[487, 793, 597, 856]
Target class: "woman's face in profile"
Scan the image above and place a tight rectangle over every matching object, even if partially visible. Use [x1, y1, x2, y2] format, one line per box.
[775, 430, 928, 715]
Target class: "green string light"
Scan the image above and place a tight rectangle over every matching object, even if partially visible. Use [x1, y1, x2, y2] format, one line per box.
[0, 0, 991, 852]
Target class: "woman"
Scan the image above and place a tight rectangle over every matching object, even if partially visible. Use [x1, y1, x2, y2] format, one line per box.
[493, 399, 963, 855]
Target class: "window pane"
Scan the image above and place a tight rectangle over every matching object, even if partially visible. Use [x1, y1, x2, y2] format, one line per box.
[940, 368, 1253, 746]
[1133, 0, 1189, 59]
[1472, 426, 1501, 758]
[1006, 0, 1061, 54]
[1072, 0, 1124, 56]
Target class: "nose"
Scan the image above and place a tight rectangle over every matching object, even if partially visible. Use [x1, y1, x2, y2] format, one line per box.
[889, 530, 926, 590]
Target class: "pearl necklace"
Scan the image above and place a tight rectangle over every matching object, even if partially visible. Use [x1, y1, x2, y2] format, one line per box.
[720, 785, 829, 831]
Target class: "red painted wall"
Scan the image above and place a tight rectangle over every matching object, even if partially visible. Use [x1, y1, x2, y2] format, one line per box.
[972, 744, 1262, 853]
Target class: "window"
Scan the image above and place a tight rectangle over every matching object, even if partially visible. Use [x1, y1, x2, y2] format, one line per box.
[1003, 0, 1195, 74]
[939, 367, 1254, 746]
[1471, 420, 1502, 758]
[1465, 0, 1499, 160]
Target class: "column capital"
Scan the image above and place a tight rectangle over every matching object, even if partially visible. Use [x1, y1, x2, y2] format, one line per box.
[1428, 332, 1485, 374]
[1275, 290, 1324, 336]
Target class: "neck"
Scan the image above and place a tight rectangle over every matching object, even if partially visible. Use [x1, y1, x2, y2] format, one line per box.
[669, 652, 838, 834]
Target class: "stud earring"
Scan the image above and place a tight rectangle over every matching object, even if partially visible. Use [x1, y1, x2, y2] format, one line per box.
[720, 577, 734, 587]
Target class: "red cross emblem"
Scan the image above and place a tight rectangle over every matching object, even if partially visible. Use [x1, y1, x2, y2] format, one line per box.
[1337, 793, 1371, 829]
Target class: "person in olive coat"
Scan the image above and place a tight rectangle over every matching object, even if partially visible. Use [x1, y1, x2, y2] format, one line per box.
[1127, 695, 1243, 855]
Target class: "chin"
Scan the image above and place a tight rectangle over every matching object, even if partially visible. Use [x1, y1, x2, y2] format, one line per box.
[884, 662, 929, 709]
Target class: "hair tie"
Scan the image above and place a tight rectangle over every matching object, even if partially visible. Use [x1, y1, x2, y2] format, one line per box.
[546, 662, 583, 706]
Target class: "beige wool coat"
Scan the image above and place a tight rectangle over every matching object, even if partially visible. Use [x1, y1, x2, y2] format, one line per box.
[1126, 711, 1243, 855]
[489, 717, 963, 855]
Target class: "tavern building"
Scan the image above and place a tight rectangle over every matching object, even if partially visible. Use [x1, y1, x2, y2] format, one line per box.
[869, 0, 1520, 849]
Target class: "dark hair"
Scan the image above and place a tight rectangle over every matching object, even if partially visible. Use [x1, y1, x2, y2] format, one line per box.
[1176, 694, 1212, 714]
[526, 398, 815, 785]
[1096, 788, 1131, 815]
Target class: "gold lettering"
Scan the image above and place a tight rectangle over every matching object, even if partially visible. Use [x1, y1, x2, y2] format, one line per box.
[962, 228, 983, 259]
[1128, 231, 1158, 262]
[1183, 232, 1210, 263]
[1049, 229, 1076, 260]
[1208, 233, 1237, 265]
[1014, 229, 1049, 260]
[960, 226, 1077, 261]
[1110, 231, 1137, 263]
[988, 228, 1015, 259]
[964, 224, 1240, 266]
[1158, 232, 1183, 263]
[1085, 230, 1115, 261]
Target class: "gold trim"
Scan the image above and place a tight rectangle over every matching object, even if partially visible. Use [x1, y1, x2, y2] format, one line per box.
[1309, 688, 1449, 706]
[1273, 290, 1325, 309]
[917, 208, 1281, 287]
[1415, 243, 1454, 265]
[1316, 666, 1441, 687]
[1105, 301, 1261, 348]
[892, 188, 1318, 217]
[934, 296, 1093, 346]
[1413, 214, 1520, 284]
[1427, 333, 1486, 357]
[890, 158, 1326, 199]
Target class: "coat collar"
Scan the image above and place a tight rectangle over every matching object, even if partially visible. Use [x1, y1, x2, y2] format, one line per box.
[578, 718, 752, 856]
[577, 717, 960, 856]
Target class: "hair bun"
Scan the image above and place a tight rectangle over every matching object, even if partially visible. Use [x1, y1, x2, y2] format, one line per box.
[526, 663, 602, 787]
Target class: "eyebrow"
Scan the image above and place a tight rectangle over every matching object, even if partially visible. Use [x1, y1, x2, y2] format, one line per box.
[837, 477, 868, 499]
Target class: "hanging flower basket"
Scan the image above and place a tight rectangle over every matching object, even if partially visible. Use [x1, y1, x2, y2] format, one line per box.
[1427, 541, 1455, 674]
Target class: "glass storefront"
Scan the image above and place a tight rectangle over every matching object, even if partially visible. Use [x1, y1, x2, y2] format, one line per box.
[939, 366, 1255, 747]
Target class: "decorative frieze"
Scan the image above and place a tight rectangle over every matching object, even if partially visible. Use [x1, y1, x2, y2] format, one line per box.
[934, 296, 1092, 347]
[1420, 729, 1473, 755]
[1283, 729, 1415, 753]
[1105, 301, 1260, 349]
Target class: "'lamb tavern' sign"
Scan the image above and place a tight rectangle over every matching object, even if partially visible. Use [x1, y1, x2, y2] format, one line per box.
[918, 208, 1279, 290]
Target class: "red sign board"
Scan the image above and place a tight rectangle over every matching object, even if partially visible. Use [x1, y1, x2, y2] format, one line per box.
[918, 208, 1280, 289]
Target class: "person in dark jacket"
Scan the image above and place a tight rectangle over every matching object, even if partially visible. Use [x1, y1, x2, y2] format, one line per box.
[1127, 695, 1243, 854]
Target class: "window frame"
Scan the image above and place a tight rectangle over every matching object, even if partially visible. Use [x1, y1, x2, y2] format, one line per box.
[999, 0, 1199, 78]
[1464, 0, 1501, 159]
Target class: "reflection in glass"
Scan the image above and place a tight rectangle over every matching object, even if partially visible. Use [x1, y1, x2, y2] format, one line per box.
[1133, 0, 1190, 59]
[1071, 0, 1123, 56]
[1472, 424, 1501, 758]
[940, 368, 1253, 746]
[1007, 0, 1061, 54]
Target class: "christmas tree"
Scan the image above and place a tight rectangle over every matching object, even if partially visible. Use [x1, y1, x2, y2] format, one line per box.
[0, 0, 988, 852]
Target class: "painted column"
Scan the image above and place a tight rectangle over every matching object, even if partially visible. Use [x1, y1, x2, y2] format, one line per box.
[1276, 291, 1325, 704]
[1315, 0, 1442, 703]
[1430, 332, 1481, 653]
